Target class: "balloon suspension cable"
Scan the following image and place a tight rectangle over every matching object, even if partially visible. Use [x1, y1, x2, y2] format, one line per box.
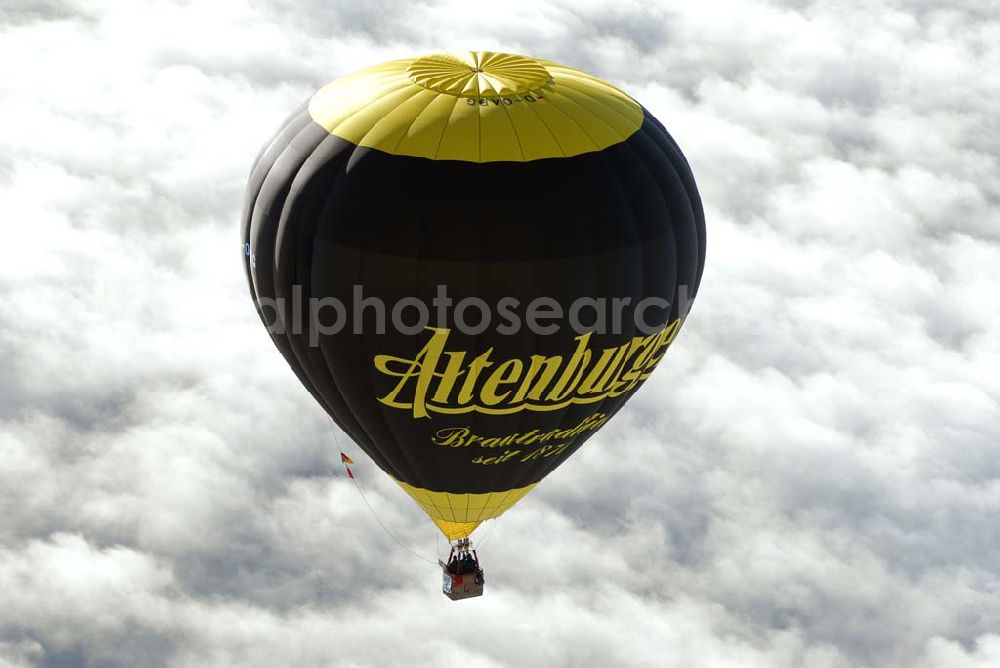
[327, 419, 437, 565]
[474, 516, 502, 551]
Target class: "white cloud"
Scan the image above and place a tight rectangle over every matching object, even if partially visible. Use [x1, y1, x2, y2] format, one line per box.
[1, 0, 998, 666]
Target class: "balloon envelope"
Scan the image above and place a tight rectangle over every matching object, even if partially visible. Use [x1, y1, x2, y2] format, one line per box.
[242, 52, 706, 539]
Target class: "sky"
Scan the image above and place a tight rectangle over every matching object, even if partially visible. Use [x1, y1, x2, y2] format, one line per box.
[1, 0, 998, 666]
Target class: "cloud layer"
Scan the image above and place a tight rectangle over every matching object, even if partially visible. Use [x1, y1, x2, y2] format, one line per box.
[1, 1, 998, 666]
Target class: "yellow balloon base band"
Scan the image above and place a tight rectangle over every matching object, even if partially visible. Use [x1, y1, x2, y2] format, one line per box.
[392, 477, 539, 540]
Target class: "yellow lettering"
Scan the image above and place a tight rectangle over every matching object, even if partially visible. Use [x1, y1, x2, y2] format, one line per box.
[430, 351, 467, 403]
[481, 359, 524, 405]
[432, 427, 470, 447]
[546, 332, 593, 401]
[457, 350, 494, 404]
[512, 355, 562, 403]
[374, 327, 449, 418]
[373, 321, 683, 418]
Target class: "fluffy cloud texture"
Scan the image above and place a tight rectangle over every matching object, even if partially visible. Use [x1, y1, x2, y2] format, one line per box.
[1, 1, 998, 666]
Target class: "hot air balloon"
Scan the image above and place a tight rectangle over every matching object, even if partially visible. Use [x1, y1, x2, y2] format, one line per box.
[241, 51, 705, 599]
